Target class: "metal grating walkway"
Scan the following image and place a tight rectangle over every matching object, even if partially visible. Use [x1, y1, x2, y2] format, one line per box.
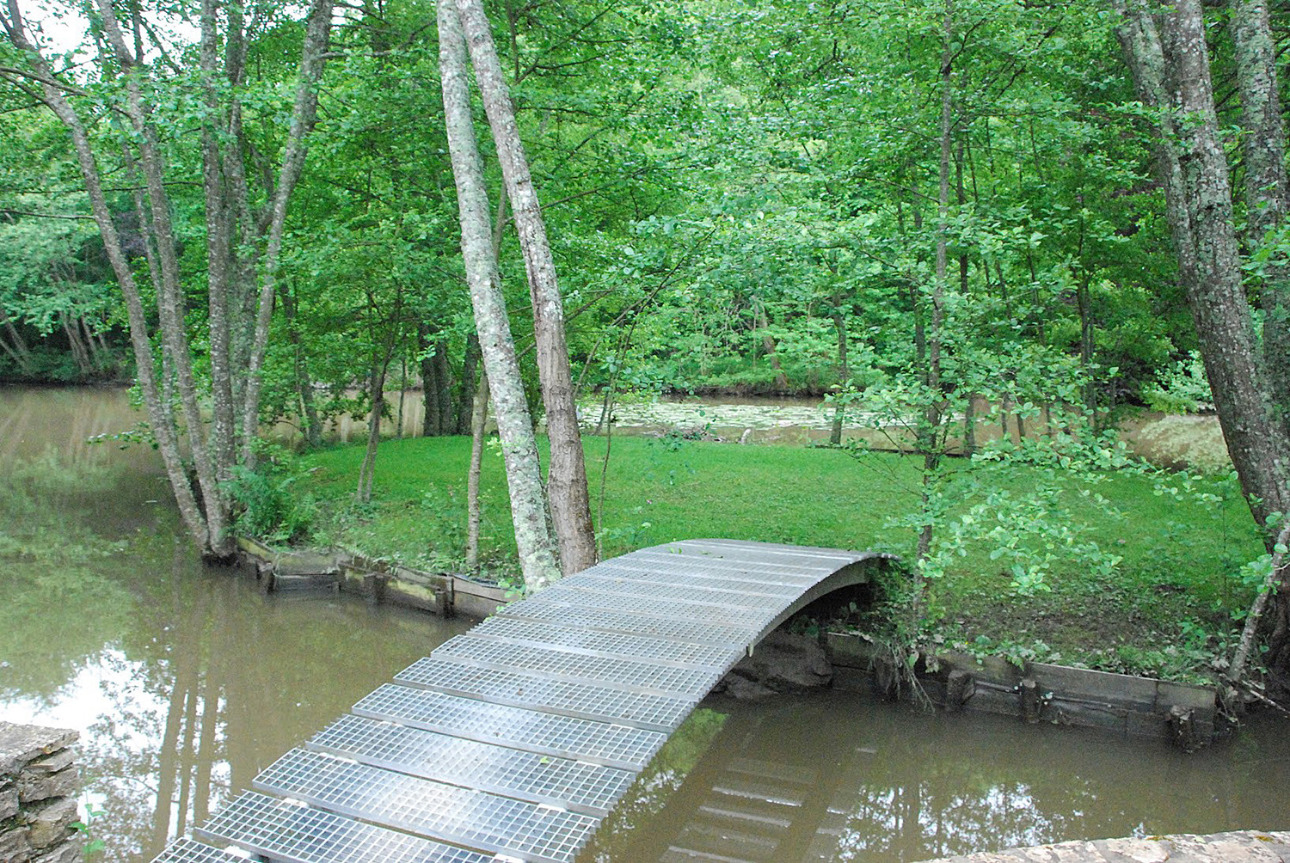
[153, 539, 888, 863]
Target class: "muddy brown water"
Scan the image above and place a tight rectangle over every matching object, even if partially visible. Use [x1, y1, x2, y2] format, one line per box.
[0, 387, 1284, 863]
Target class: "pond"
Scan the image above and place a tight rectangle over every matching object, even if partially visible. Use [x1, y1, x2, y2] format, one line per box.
[0, 386, 1283, 863]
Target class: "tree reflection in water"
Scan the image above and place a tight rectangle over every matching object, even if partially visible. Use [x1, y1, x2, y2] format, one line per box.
[586, 691, 1287, 863]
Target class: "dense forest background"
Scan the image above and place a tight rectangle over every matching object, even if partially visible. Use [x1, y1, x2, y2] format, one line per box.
[0, 0, 1212, 406]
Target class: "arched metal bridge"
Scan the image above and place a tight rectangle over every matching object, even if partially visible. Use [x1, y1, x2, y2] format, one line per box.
[151, 539, 891, 863]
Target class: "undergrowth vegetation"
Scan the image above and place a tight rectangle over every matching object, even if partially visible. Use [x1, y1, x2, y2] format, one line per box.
[276, 433, 1266, 683]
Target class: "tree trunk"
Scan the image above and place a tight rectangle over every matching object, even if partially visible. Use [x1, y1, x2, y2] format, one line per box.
[0, 308, 34, 375]
[438, 0, 560, 591]
[1115, 0, 1290, 535]
[1229, 0, 1290, 441]
[466, 370, 490, 572]
[282, 284, 323, 448]
[356, 361, 387, 504]
[755, 303, 791, 391]
[240, 0, 335, 469]
[456, 332, 481, 435]
[830, 292, 848, 446]
[200, 0, 237, 487]
[454, 0, 598, 576]
[1, 7, 211, 551]
[419, 324, 443, 436]
[434, 338, 453, 435]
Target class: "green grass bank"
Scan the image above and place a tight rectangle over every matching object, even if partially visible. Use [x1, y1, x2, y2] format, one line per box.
[279, 433, 1267, 683]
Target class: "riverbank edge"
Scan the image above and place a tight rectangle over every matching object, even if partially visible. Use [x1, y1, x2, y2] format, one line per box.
[235, 536, 510, 618]
[234, 537, 1220, 750]
[912, 830, 1290, 863]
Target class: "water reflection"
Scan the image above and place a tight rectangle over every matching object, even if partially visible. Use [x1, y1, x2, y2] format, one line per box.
[0, 389, 469, 861]
[591, 691, 1287, 863]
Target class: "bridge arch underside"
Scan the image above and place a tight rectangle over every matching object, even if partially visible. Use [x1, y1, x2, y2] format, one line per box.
[156, 539, 895, 863]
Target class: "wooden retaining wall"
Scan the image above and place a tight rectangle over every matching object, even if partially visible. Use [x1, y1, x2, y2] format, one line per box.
[235, 537, 509, 618]
[826, 632, 1217, 749]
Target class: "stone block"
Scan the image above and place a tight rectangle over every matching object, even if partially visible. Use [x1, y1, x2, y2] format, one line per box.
[0, 821, 33, 862]
[25, 797, 77, 850]
[23, 750, 74, 776]
[0, 724, 77, 778]
[0, 782, 18, 820]
[18, 766, 79, 804]
[32, 839, 84, 863]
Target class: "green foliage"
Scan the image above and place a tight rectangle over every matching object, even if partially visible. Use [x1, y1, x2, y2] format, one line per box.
[1142, 351, 1214, 414]
[224, 465, 316, 545]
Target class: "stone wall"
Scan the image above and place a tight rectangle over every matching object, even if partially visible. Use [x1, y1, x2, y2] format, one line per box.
[0, 722, 83, 863]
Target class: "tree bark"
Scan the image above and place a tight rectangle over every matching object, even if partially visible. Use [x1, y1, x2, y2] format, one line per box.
[0, 307, 33, 374]
[466, 370, 489, 572]
[454, 0, 598, 575]
[282, 283, 323, 447]
[419, 323, 443, 436]
[1114, 0, 1290, 537]
[438, 0, 560, 591]
[830, 291, 848, 446]
[434, 338, 453, 434]
[456, 332, 481, 435]
[1229, 0, 1290, 441]
[201, 0, 237, 486]
[356, 359, 387, 503]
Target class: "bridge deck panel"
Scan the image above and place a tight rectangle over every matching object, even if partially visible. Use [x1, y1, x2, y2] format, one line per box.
[435, 634, 727, 694]
[499, 600, 760, 646]
[196, 791, 494, 863]
[471, 617, 741, 669]
[254, 748, 600, 863]
[308, 713, 635, 815]
[352, 683, 666, 769]
[396, 656, 699, 730]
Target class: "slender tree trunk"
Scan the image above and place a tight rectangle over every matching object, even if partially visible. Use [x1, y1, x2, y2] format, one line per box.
[454, 0, 597, 575]
[466, 371, 489, 572]
[830, 291, 848, 446]
[240, 0, 335, 469]
[200, 0, 237, 487]
[456, 332, 481, 435]
[434, 338, 453, 435]
[755, 303, 791, 391]
[62, 314, 91, 374]
[282, 284, 323, 447]
[438, 0, 560, 591]
[356, 360, 387, 504]
[917, 0, 953, 586]
[1230, 0, 1290, 441]
[0, 308, 33, 374]
[420, 324, 442, 436]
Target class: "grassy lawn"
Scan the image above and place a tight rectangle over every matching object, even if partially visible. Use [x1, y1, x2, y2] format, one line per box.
[289, 433, 1266, 682]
